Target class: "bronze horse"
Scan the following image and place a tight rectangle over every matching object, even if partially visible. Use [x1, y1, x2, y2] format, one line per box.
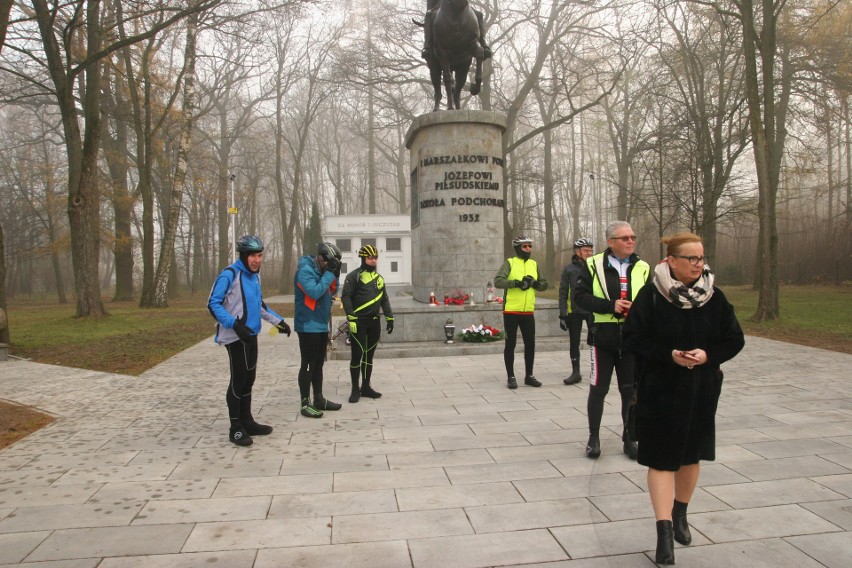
[417, 0, 491, 111]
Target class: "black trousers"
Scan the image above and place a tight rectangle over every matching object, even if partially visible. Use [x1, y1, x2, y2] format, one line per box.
[350, 318, 381, 385]
[567, 313, 590, 362]
[587, 344, 635, 438]
[297, 332, 328, 401]
[225, 337, 258, 428]
[503, 313, 535, 378]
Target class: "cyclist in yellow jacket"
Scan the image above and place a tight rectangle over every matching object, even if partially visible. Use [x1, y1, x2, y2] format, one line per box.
[494, 235, 548, 389]
[342, 245, 394, 403]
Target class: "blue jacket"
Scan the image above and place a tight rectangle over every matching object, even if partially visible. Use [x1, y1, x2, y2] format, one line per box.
[207, 259, 284, 345]
[293, 255, 338, 333]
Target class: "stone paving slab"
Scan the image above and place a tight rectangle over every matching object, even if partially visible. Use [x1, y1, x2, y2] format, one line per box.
[0, 334, 850, 566]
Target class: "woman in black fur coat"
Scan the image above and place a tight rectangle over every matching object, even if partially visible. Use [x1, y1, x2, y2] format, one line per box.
[624, 232, 744, 565]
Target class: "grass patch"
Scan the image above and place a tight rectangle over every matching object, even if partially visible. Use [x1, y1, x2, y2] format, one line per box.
[6, 294, 293, 375]
[539, 283, 851, 354]
[723, 285, 851, 354]
[0, 402, 54, 449]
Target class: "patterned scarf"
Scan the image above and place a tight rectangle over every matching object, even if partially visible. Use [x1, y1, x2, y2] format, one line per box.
[652, 261, 715, 309]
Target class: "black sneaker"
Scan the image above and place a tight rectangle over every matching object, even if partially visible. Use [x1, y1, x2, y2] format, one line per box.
[524, 376, 542, 387]
[361, 384, 382, 399]
[229, 427, 253, 447]
[315, 397, 342, 411]
[586, 434, 601, 459]
[507, 376, 518, 389]
[300, 398, 323, 418]
[242, 420, 273, 436]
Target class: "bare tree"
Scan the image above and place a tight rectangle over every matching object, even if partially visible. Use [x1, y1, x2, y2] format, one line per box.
[8, 0, 219, 317]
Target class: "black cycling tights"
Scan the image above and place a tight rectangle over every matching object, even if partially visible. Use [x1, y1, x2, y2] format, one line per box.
[503, 313, 535, 379]
[350, 318, 381, 385]
[225, 337, 258, 427]
[297, 332, 328, 401]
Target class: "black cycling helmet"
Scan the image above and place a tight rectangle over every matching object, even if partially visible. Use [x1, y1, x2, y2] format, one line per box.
[573, 237, 593, 249]
[317, 241, 342, 262]
[358, 244, 379, 258]
[237, 235, 264, 253]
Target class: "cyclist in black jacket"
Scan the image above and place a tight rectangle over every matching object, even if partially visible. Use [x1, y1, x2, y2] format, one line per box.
[342, 245, 394, 403]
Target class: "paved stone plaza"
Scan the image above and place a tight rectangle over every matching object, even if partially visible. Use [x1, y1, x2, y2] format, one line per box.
[0, 331, 850, 567]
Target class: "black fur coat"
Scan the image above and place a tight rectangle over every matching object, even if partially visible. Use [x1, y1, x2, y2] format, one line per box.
[624, 284, 745, 471]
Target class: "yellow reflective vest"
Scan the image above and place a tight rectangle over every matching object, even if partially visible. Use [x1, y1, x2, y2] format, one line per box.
[586, 253, 650, 324]
[504, 257, 539, 313]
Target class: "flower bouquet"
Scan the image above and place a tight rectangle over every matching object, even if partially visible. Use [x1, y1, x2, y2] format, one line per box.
[460, 324, 504, 342]
[445, 289, 469, 306]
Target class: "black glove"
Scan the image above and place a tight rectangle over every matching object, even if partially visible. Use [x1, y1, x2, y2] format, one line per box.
[386, 318, 394, 334]
[277, 320, 291, 337]
[559, 315, 569, 331]
[233, 320, 253, 343]
[532, 279, 544, 291]
[519, 276, 533, 291]
[324, 255, 340, 272]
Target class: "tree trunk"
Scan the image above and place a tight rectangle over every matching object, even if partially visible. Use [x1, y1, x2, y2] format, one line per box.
[740, 0, 780, 321]
[151, 11, 199, 308]
[33, 0, 108, 318]
[101, 62, 135, 302]
[0, 222, 8, 345]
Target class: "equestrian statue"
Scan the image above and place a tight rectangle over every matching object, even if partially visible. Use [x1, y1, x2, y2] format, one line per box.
[416, 0, 492, 111]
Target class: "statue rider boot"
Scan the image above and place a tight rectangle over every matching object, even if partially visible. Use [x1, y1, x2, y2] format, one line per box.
[240, 395, 272, 436]
[655, 520, 675, 565]
[564, 359, 582, 385]
[421, 10, 434, 59]
[474, 9, 492, 59]
[672, 500, 692, 545]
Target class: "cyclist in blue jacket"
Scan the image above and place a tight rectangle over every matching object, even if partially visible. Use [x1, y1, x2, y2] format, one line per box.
[208, 235, 290, 446]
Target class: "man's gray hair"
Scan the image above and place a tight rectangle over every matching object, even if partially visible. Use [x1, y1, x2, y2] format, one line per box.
[605, 220, 632, 240]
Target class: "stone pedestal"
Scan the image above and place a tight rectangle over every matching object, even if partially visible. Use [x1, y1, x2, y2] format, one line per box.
[405, 111, 507, 304]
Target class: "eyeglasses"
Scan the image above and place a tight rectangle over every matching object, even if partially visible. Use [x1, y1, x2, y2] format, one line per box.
[671, 255, 707, 266]
[610, 235, 637, 242]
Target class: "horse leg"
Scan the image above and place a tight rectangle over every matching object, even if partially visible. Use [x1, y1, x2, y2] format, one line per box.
[431, 61, 442, 112]
[470, 57, 482, 96]
[453, 66, 465, 109]
[442, 65, 455, 110]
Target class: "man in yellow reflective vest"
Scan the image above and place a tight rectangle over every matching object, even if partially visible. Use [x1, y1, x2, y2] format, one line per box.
[495, 235, 548, 389]
[575, 221, 650, 460]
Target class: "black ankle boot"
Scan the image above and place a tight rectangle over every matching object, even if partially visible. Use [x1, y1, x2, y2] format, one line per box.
[655, 520, 675, 565]
[229, 426, 253, 447]
[564, 360, 582, 385]
[585, 434, 601, 458]
[349, 376, 361, 403]
[315, 396, 342, 411]
[672, 500, 692, 545]
[361, 381, 382, 399]
[242, 420, 273, 436]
